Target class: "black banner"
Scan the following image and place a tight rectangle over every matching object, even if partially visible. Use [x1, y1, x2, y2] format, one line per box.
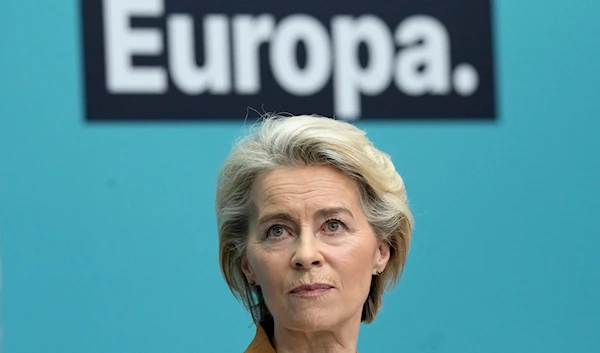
[81, 0, 496, 121]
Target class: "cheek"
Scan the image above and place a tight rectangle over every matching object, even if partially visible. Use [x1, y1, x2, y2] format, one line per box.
[252, 257, 292, 313]
[335, 240, 377, 289]
[249, 250, 288, 291]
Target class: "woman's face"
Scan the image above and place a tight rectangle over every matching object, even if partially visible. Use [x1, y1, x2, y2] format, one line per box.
[242, 165, 390, 331]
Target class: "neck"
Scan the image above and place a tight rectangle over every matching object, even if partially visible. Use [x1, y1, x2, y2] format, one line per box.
[270, 317, 360, 353]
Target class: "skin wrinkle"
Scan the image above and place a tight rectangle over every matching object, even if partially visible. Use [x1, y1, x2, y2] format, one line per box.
[241, 165, 390, 353]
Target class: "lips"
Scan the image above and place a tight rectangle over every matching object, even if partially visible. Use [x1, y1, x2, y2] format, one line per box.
[290, 283, 334, 293]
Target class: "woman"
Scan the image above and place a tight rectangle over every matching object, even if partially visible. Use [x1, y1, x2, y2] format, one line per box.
[216, 115, 413, 353]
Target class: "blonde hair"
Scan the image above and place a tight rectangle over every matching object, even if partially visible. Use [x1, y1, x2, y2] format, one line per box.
[216, 114, 413, 325]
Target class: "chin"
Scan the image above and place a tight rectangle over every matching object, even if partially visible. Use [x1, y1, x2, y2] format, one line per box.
[283, 308, 340, 331]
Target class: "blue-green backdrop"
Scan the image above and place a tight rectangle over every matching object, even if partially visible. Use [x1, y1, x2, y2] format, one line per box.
[1, 1, 599, 352]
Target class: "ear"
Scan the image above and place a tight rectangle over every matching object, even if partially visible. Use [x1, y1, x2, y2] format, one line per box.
[241, 254, 258, 285]
[373, 241, 391, 274]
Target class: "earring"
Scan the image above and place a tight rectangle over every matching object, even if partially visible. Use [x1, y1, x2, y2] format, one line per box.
[376, 270, 383, 276]
[250, 280, 256, 286]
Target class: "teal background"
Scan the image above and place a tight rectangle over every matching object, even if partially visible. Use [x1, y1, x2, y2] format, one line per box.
[1, 1, 599, 352]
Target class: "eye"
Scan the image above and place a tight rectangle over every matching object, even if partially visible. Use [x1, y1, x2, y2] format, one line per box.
[267, 225, 286, 238]
[325, 219, 344, 233]
[327, 221, 339, 232]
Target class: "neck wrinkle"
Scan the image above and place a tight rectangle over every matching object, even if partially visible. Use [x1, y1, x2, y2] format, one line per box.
[270, 318, 361, 353]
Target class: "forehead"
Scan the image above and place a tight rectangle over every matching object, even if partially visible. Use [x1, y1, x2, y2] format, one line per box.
[251, 165, 361, 209]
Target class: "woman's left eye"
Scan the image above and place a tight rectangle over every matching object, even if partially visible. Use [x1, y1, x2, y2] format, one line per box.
[325, 220, 344, 232]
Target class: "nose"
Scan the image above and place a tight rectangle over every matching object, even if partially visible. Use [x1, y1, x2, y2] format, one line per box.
[291, 232, 324, 270]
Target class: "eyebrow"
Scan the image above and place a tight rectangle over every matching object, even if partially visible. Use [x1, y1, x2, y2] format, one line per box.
[257, 207, 354, 226]
[257, 212, 296, 227]
[315, 207, 354, 220]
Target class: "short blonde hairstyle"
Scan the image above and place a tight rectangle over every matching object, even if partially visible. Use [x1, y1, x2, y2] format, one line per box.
[216, 114, 413, 326]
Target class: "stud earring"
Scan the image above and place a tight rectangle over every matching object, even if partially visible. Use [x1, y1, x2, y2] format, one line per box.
[250, 280, 256, 286]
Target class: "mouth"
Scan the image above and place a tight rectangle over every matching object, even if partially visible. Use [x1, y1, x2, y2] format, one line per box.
[289, 283, 334, 297]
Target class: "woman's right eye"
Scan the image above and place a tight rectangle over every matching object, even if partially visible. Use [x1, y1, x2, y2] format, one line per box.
[267, 225, 286, 238]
